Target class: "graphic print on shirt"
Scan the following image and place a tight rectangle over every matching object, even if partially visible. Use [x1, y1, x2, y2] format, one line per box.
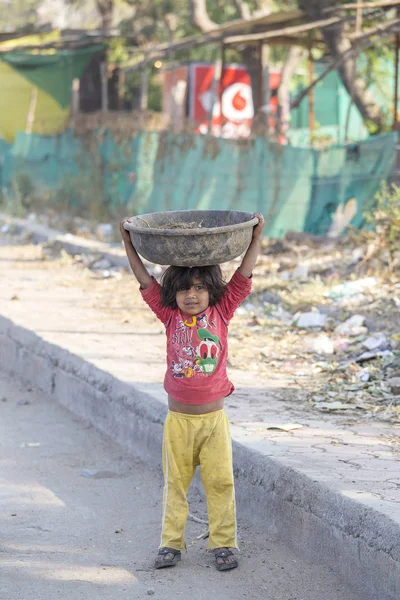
[170, 358, 196, 378]
[170, 316, 220, 378]
[183, 313, 216, 329]
[195, 328, 220, 374]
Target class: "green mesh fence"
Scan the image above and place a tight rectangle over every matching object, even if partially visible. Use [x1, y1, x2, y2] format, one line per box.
[0, 129, 396, 237]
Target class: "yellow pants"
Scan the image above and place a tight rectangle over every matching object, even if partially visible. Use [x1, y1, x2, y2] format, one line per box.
[160, 409, 238, 551]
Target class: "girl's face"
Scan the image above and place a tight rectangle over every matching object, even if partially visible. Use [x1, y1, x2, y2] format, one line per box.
[176, 277, 210, 315]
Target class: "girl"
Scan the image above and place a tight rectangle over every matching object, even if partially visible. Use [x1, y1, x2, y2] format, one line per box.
[120, 213, 264, 571]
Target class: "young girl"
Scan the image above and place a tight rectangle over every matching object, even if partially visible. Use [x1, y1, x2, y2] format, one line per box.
[120, 213, 264, 571]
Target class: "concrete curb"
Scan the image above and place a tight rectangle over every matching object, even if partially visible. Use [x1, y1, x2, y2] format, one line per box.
[1, 313, 399, 600]
[0, 213, 130, 270]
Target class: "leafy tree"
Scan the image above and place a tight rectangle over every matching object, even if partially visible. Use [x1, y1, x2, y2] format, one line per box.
[2, 0, 396, 130]
[0, 0, 42, 31]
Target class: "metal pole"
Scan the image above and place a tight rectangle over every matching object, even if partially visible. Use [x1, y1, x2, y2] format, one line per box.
[100, 62, 108, 113]
[219, 44, 226, 132]
[140, 69, 148, 111]
[261, 44, 270, 137]
[257, 41, 264, 112]
[207, 56, 222, 136]
[118, 69, 125, 111]
[308, 50, 315, 137]
[71, 78, 80, 130]
[394, 33, 400, 130]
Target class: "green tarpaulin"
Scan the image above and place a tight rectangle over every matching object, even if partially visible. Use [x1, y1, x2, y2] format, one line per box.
[0, 129, 396, 237]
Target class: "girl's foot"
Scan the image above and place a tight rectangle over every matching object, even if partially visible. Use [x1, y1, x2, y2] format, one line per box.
[214, 548, 238, 571]
[154, 547, 181, 569]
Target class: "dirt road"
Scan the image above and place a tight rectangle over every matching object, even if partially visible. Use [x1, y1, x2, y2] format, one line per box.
[0, 370, 361, 600]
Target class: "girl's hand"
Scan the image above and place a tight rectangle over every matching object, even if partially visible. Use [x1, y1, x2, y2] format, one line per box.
[119, 218, 133, 244]
[252, 213, 265, 240]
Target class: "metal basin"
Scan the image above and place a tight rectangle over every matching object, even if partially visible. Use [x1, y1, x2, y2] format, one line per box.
[123, 209, 258, 266]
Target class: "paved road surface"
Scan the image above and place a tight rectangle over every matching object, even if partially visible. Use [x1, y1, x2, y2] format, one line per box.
[0, 371, 361, 600]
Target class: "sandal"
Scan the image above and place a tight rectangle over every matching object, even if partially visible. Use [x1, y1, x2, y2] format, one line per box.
[214, 548, 238, 572]
[154, 547, 181, 569]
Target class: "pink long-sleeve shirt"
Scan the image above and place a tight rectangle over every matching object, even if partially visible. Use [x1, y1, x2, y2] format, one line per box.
[140, 270, 252, 405]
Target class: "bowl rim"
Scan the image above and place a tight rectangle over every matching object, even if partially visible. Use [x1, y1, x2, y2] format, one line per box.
[123, 210, 259, 237]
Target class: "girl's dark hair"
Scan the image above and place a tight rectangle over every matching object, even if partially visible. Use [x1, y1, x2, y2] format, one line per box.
[160, 265, 226, 308]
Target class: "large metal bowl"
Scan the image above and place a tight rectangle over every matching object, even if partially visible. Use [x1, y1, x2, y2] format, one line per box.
[123, 209, 258, 266]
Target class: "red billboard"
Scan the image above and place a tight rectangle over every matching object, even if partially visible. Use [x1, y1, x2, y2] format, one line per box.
[162, 63, 281, 138]
[189, 63, 253, 138]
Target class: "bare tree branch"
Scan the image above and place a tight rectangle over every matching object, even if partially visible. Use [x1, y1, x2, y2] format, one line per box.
[232, 0, 251, 20]
[290, 15, 400, 125]
[299, 0, 386, 127]
[190, 0, 218, 32]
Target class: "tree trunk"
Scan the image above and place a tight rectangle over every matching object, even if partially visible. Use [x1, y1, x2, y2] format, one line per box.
[96, 0, 114, 31]
[298, 0, 384, 129]
[277, 46, 307, 138]
[242, 45, 263, 112]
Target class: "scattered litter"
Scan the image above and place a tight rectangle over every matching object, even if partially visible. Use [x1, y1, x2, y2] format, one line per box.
[333, 339, 350, 354]
[90, 257, 113, 270]
[17, 399, 30, 406]
[294, 311, 327, 329]
[356, 350, 392, 363]
[387, 378, 400, 395]
[357, 368, 371, 382]
[147, 589, 155, 596]
[11, 294, 20, 301]
[326, 278, 377, 300]
[96, 223, 114, 241]
[195, 530, 210, 540]
[334, 315, 366, 337]
[313, 401, 352, 411]
[308, 335, 335, 355]
[20, 442, 41, 447]
[362, 334, 388, 351]
[351, 247, 364, 264]
[292, 264, 309, 280]
[270, 306, 293, 324]
[80, 469, 121, 479]
[260, 291, 281, 305]
[188, 512, 208, 525]
[266, 423, 304, 432]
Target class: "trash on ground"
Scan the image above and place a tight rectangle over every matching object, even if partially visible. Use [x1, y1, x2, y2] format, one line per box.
[266, 423, 304, 432]
[80, 469, 122, 479]
[334, 315, 366, 336]
[313, 401, 353, 411]
[20, 442, 41, 447]
[294, 311, 327, 329]
[326, 278, 378, 300]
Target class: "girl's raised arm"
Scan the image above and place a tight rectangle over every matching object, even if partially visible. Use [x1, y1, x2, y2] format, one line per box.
[120, 218, 153, 289]
[238, 213, 264, 279]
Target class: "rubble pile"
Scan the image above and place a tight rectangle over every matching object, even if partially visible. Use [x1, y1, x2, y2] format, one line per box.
[231, 234, 400, 422]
